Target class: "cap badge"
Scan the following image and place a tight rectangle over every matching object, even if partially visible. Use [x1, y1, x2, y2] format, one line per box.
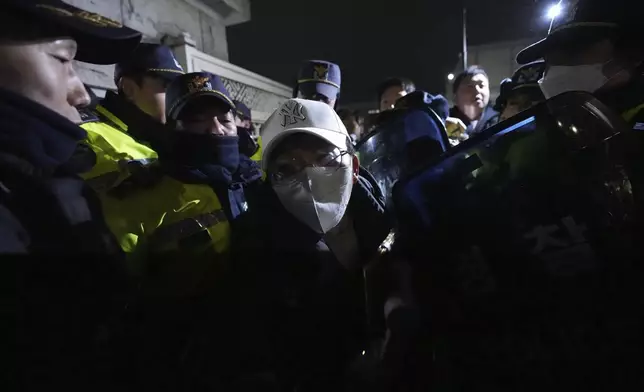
[517, 66, 541, 84]
[313, 64, 329, 81]
[36, 5, 123, 28]
[188, 76, 212, 93]
[280, 101, 306, 127]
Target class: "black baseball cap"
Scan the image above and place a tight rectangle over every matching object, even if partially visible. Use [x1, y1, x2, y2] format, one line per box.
[6, 0, 142, 65]
[297, 60, 341, 100]
[166, 72, 235, 121]
[233, 100, 252, 121]
[517, 0, 641, 65]
[114, 43, 184, 84]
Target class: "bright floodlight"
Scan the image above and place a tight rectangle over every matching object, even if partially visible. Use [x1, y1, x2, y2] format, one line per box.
[547, 3, 562, 20]
[447, 73, 455, 81]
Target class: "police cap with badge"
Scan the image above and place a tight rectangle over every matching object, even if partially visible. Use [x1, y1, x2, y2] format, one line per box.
[165, 72, 235, 121]
[494, 61, 546, 112]
[295, 60, 342, 101]
[517, 0, 641, 64]
[115, 43, 185, 85]
[6, 0, 142, 65]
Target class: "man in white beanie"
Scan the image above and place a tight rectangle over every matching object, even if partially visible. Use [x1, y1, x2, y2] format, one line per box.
[227, 98, 392, 391]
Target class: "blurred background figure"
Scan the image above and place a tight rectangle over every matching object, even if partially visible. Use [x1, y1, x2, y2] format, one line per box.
[233, 99, 253, 130]
[449, 65, 498, 136]
[377, 77, 416, 112]
[233, 99, 261, 161]
[338, 108, 365, 143]
[294, 60, 342, 109]
[495, 61, 546, 122]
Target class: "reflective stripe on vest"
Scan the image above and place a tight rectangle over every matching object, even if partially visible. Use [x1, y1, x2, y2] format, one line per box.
[95, 104, 128, 132]
[147, 209, 228, 250]
[623, 103, 644, 124]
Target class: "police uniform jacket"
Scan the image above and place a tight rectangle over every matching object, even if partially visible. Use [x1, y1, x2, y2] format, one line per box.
[100, 150, 263, 298]
[77, 91, 259, 297]
[0, 88, 129, 390]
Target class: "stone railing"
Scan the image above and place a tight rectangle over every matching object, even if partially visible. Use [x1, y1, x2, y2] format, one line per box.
[168, 33, 291, 125]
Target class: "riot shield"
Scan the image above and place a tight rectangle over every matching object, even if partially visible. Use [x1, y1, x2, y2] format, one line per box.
[392, 91, 644, 390]
[356, 96, 449, 204]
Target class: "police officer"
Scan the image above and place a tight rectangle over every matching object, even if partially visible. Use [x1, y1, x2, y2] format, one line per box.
[99, 72, 262, 390]
[100, 72, 262, 291]
[517, 0, 644, 212]
[165, 73, 263, 228]
[81, 43, 184, 192]
[233, 99, 261, 161]
[517, 0, 643, 127]
[494, 61, 546, 121]
[294, 60, 342, 109]
[0, 0, 142, 389]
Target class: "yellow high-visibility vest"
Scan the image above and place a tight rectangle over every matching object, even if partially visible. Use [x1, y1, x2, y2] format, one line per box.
[80, 105, 158, 192]
[101, 176, 232, 297]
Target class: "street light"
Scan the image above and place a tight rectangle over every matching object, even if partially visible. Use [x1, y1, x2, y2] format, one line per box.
[546, 1, 563, 33]
[546, 3, 562, 20]
[447, 73, 455, 81]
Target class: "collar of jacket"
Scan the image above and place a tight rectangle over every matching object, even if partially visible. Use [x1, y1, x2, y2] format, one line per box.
[165, 154, 262, 187]
[0, 87, 90, 173]
[449, 105, 499, 130]
[98, 91, 169, 153]
[470, 106, 500, 135]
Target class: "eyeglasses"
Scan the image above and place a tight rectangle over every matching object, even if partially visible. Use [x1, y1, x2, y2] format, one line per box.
[270, 150, 351, 183]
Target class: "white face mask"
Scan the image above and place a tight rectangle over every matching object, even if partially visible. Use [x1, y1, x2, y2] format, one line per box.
[272, 166, 354, 234]
[538, 63, 610, 99]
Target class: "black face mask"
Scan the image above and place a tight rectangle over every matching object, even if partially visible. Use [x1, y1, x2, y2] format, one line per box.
[237, 126, 259, 157]
[172, 133, 240, 172]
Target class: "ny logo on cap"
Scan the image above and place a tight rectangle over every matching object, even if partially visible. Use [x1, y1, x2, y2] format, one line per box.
[313, 64, 329, 81]
[188, 76, 212, 93]
[280, 101, 306, 127]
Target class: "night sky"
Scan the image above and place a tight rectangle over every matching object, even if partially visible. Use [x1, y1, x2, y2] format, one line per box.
[228, 0, 554, 104]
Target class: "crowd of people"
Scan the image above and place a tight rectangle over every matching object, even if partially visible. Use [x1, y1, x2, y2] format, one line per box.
[4, 0, 644, 390]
